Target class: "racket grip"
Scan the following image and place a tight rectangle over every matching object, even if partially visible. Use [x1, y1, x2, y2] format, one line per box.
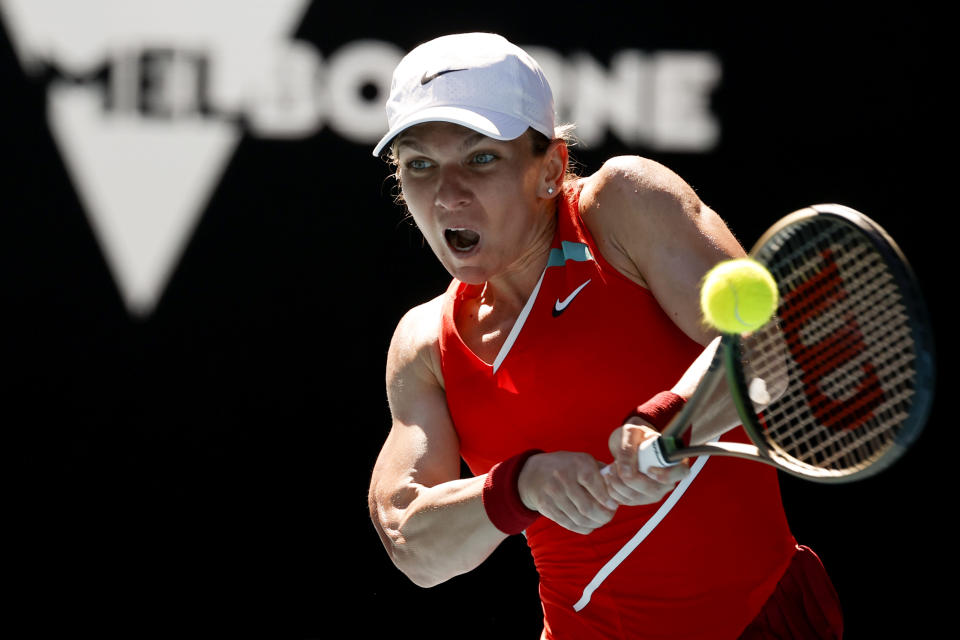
[637, 436, 678, 474]
[599, 437, 678, 479]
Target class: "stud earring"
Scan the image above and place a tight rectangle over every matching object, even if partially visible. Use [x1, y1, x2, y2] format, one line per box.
[547, 187, 555, 194]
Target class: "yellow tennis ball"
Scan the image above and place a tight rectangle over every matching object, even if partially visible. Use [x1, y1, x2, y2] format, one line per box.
[700, 258, 778, 333]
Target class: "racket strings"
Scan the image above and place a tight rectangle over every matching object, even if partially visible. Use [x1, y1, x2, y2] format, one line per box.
[745, 218, 919, 477]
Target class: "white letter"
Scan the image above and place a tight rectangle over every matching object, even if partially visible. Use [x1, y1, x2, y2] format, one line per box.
[245, 39, 323, 138]
[325, 40, 403, 143]
[566, 50, 652, 147]
[651, 52, 721, 151]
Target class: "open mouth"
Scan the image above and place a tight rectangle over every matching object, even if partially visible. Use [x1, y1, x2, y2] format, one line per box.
[444, 228, 480, 252]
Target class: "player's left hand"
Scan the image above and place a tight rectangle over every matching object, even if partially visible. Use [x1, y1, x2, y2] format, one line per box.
[604, 421, 689, 506]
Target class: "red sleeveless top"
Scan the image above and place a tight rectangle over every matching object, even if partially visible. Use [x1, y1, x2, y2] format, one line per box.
[439, 185, 796, 639]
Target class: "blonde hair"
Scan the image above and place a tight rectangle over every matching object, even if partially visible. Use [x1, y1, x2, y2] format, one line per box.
[529, 123, 580, 183]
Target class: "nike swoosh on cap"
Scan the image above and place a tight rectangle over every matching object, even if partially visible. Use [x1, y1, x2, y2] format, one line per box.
[420, 68, 467, 85]
[553, 279, 592, 317]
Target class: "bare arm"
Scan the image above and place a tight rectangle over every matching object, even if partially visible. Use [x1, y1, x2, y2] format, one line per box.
[580, 157, 748, 489]
[369, 298, 676, 578]
[581, 155, 746, 346]
[368, 298, 506, 587]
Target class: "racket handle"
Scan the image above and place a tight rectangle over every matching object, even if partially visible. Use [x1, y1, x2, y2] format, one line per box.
[638, 436, 678, 473]
[599, 437, 678, 479]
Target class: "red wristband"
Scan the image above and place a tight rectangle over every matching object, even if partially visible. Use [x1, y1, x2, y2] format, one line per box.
[482, 449, 543, 535]
[626, 391, 688, 444]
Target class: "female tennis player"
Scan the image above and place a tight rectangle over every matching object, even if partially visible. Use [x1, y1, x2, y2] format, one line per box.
[368, 33, 843, 639]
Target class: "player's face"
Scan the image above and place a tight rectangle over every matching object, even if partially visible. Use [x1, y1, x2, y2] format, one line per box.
[395, 122, 556, 285]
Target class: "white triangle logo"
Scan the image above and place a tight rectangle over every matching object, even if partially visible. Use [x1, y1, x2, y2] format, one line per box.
[0, 0, 311, 316]
[48, 83, 240, 315]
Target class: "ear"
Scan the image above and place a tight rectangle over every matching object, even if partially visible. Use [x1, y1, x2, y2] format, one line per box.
[539, 141, 568, 198]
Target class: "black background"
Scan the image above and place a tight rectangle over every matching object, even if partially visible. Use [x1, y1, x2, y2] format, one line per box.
[4, 3, 948, 638]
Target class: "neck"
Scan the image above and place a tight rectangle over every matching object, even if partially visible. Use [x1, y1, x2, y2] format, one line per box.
[482, 200, 557, 313]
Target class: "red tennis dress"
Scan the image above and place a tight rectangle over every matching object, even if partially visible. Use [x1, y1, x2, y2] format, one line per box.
[439, 185, 801, 639]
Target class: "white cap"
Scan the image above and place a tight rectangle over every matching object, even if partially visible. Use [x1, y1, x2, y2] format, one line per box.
[372, 33, 555, 156]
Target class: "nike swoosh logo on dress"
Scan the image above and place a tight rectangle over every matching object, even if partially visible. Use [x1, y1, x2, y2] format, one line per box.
[553, 279, 592, 317]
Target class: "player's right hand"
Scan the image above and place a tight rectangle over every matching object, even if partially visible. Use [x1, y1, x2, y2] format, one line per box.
[604, 422, 689, 506]
[516, 451, 618, 535]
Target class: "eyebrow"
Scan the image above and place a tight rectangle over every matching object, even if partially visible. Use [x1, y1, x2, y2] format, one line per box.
[458, 132, 490, 151]
[396, 130, 495, 154]
[396, 138, 425, 153]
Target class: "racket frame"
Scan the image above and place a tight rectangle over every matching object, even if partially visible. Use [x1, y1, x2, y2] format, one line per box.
[646, 204, 935, 483]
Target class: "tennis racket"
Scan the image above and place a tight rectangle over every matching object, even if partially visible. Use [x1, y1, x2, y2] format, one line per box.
[629, 203, 935, 483]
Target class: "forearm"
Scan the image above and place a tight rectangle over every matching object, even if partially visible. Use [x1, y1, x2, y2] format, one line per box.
[371, 474, 507, 588]
[376, 299, 517, 587]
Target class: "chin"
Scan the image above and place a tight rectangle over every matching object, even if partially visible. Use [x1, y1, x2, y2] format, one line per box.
[449, 264, 489, 285]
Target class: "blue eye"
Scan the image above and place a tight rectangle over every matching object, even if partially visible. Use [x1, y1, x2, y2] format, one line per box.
[407, 158, 432, 170]
[472, 152, 496, 164]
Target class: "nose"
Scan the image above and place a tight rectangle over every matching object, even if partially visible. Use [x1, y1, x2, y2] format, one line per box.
[434, 166, 472, 211]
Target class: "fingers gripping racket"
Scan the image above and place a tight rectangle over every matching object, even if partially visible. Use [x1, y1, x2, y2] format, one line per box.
[637, 204, 935, 483]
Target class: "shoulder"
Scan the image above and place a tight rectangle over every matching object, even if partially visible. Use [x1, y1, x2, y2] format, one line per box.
[578, 155, 702, 223]
[387, 294, 447, 392]
[575, 155, 744, 344]
[575, 156, 706, 286]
